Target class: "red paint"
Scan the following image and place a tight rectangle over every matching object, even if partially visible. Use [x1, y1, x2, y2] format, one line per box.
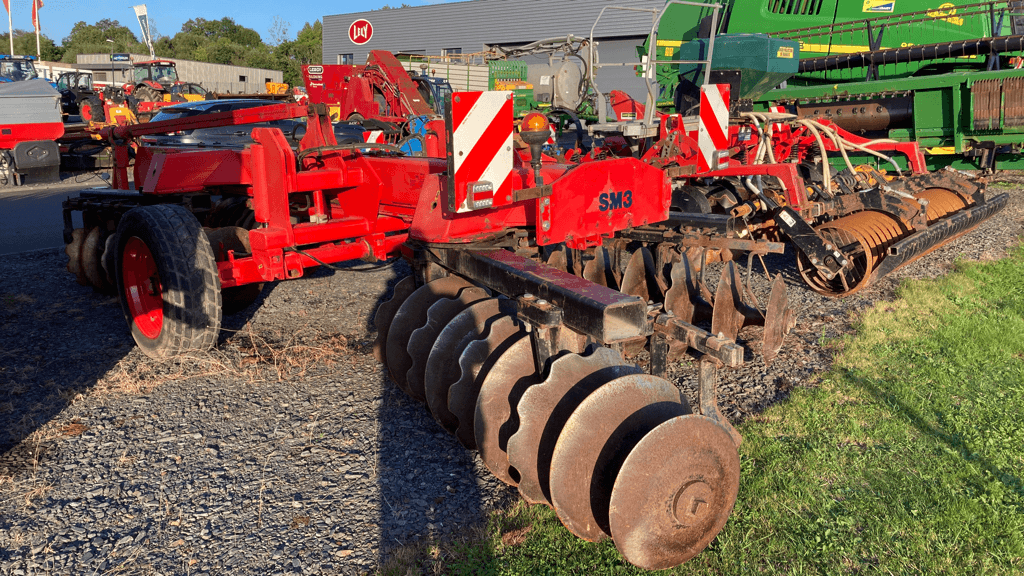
[122, 236, 163, 340]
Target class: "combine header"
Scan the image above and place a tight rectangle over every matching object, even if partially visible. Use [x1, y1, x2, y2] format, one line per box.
[60, 4, 1004, 567]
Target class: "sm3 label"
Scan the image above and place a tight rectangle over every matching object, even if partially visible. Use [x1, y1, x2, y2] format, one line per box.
[599, 190, 633, 211]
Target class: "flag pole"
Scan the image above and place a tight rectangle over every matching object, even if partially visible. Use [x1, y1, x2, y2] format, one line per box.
[33, 0, 40, 57]
[6, 2, 13, 55]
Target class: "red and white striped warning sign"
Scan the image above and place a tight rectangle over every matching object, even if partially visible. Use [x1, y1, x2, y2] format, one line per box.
[362, 130, 384, 143]
[698, 84, 730, 172]
[448, 91, 514, 213]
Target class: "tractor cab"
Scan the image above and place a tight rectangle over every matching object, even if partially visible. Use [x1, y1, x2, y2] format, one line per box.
[410, 74, 453, 114]
[128, 60, 182, 102]
[0, 55, 41, 83]
[56, 71, 97, 115]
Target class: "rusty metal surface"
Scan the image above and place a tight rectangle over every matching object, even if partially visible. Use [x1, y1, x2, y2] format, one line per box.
[972, 79, 1002, 131]
[422, 298, 503, 434]
[385, 276, 472, 395]
[406, 288, 489, 404]
[608, 414, 740, 571]
[620, 247, 659, 303]
[582, 247, 617, 289]
[428, 248, 647, 344]
[549, 374, 689, 542]
[762, 275, 794, 365]
[916, 187, 968, 223]
[372, 276, 417, 364]
[448, 315, 522, 449]
[1006, 77, 1024, 127]
[507, 348, 639, 506]
[474, 333, 538, 486]
[710, 263, 744, 342]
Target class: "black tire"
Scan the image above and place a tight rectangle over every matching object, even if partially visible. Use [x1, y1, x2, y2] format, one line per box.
[134, 85, 161, 103]
[115, 204, 222, 358]
[80, 95, 105, 123]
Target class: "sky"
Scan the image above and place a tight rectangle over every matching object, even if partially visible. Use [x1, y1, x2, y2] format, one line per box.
[4, 0, 456, 45]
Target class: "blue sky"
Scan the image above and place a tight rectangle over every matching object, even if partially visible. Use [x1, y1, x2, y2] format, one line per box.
[8, 0, 455, 45]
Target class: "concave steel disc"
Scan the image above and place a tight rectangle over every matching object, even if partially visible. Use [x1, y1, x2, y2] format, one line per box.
[507, 348, 640, 506]
[422, 298, 503, 433]
[546, 247, 568, 273]
[762, 274, 793, 364]
[663, 257, 697, 324]
[385, 276, 472, 395]
[608, 415, 741, 571]
[65, 227, 88, 285]
[549, 374, 690, 542]
[582, 247, 617, 289]
[372, 276, 417, 364]
[620, 248, 651, 302]
[448, 314, 521, 449]
[82, 226, 111, 291]
[711, 262, 744, 342]
[473, 332, 538, 486]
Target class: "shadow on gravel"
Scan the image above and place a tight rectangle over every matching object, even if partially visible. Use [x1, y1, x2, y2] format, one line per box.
[371, 271, 507, 574]
[0, 249, 134, 477]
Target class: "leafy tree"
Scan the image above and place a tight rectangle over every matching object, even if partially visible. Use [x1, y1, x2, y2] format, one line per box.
[0, 29, 63, 61]
[273, 20, 321, 87]
[60, 19, 147, 63]
[180, 18, 263, 49]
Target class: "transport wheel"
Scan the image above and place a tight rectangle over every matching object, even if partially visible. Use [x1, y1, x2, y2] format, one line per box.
[79, 95, 105, 123]
[115, 205, 222, 358]
[134, 86, 160, 103]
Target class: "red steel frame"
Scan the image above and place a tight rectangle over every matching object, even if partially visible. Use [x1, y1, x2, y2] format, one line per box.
[100, 101, 671, 291]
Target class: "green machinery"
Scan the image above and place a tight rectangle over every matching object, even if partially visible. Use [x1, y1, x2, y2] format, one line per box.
[647, 0, 1024, 170]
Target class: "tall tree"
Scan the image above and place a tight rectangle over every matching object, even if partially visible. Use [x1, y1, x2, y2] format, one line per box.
[60, 20, 145, 63]
[274, 20, 321, 87]
[0, 29, 62, 61]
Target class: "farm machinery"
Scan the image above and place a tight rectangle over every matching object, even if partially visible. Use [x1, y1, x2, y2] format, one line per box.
[647, 0, 1024, 171]
[61, 8, 1005, 566]
[303, 50, 454, 122]
[0, 78, 63, 186]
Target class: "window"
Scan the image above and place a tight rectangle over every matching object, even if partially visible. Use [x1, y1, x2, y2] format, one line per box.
[338, 54, 354, 65]
[265, 77, 272, 83]
[443, 47, 462, 57]
[239, 75, 247, 82]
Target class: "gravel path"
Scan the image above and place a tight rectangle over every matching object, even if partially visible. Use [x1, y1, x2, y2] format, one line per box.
[1, 181, 1021, 575]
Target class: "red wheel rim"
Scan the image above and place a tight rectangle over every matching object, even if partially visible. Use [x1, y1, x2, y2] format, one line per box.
[81, 102, 92, 120]
[122, 236, 163, 339]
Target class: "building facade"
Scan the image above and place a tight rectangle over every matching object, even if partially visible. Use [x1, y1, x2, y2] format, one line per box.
[76, 54, 283, 94]
[322, 0, 667, 99]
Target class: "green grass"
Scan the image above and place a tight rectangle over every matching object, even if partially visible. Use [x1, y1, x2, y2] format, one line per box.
[382, 245, 1024, 575]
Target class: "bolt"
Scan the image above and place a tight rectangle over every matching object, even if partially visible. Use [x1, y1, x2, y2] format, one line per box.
[672, 481, 712, 526]
[824, 243, 833, 251]
[811, 257, 819, 265]
[536, 299, 548, 306]
[522, 293, 535, 300]
[543, 221, 551, 231]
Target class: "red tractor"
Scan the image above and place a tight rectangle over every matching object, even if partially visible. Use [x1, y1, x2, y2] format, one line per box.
[125, 60, 183, 103]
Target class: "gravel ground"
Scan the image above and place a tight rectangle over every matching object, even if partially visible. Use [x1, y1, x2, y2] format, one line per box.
[1, 180, 1022, 575]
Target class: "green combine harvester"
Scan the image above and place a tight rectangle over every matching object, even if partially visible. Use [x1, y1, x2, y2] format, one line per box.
[646, 0, 1024, 171]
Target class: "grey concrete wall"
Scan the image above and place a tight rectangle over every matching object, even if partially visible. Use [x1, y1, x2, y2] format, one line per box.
[75, 54, 283, 93]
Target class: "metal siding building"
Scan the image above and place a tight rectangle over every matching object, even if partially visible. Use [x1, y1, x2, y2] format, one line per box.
[323, 0, 667, 99]
[75, 54, 283, 94]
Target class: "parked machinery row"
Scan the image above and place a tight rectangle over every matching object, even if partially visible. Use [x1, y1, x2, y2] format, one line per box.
[59, 8, 1005, 565]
